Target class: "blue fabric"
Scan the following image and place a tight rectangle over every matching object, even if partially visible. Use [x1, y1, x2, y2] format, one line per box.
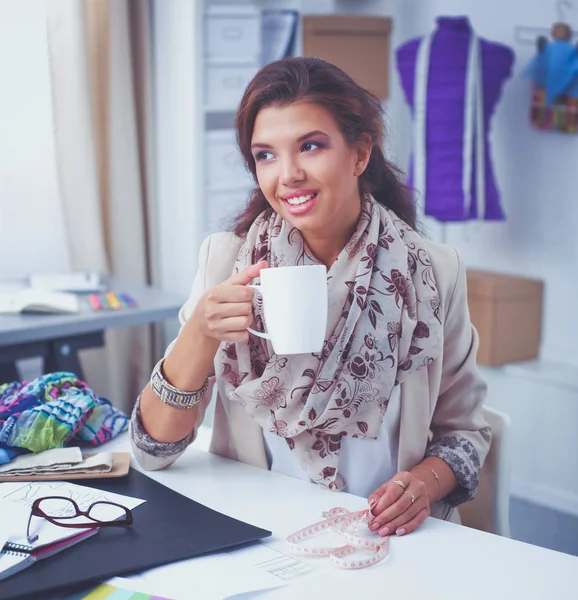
[525, 40, 578, 105]
[0, 447, 19, 465]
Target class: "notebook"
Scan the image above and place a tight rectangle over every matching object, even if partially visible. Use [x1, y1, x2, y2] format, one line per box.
[0, 289, 80, 314]
[0, 529, 97, 581]
[0, 499, 97, 581]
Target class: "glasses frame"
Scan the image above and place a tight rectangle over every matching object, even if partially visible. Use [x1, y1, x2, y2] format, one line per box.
[26, 495, 134, 544]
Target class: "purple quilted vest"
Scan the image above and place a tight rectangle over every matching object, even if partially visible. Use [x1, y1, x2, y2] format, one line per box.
[397, 17, 514, 222]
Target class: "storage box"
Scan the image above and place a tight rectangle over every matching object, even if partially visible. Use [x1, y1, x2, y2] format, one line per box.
[302, 15, 392, 99]
[205, 5, 261, 62]
[205, 60, 260, 111]
[466, 270, 544, 366]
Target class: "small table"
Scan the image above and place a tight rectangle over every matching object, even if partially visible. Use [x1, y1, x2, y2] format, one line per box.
[0, 278, 185, 381]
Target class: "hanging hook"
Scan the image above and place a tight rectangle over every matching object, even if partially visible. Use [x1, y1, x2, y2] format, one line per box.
[553, 1, 573, 40]
[558, 0, 572, 22]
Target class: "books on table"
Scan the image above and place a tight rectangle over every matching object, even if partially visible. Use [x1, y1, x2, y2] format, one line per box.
[0, 289, 80, 315]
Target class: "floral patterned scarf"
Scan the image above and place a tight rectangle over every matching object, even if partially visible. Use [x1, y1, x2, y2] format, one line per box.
[218, 196, 443, 490]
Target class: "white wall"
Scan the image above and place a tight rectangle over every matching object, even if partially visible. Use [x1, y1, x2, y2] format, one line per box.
[418, 0, 578, 371]
[343, 0, 578, 369]
[405, 0, 578, 517]
[0, 0, 71, 281]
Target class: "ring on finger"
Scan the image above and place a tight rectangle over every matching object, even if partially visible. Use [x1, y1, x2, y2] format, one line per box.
[403, 491, 417, 504]
[393, 480, 406, 490]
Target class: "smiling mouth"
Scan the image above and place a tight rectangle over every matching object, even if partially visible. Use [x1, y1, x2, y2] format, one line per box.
[283, 192, 318, 206]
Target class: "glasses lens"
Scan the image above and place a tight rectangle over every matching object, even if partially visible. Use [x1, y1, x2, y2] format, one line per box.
[87, 502, 128, 523]
[37, 497, 77, 518]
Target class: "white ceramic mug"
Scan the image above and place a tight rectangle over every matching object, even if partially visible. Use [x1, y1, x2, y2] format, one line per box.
[247, 265, 328, 355]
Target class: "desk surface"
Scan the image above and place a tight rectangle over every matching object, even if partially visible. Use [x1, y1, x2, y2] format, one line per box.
[0, 278, 185, 346]
[102, 436, 578, 600]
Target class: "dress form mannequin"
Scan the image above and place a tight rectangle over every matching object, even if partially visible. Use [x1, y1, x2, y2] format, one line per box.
[397, 17, 514, 222]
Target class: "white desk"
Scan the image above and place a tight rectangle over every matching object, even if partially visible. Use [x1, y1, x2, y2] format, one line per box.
[104, 436, 578, 600]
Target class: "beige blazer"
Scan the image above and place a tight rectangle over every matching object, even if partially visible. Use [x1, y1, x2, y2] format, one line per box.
[132, 232, 490, 522]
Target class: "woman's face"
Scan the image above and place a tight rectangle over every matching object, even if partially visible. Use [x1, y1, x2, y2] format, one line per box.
[250, 101, 370, 243]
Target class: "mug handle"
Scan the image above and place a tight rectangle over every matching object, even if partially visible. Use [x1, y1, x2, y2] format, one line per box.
[246, 284, 271, 340]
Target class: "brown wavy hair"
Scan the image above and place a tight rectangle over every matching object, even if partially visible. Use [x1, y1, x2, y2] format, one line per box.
[232, 57, 415, 236]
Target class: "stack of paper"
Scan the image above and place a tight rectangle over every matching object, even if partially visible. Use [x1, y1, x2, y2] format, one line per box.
[0, 447, 113, 477]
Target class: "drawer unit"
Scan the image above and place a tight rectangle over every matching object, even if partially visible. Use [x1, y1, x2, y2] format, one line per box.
[205, 62, 259, 111]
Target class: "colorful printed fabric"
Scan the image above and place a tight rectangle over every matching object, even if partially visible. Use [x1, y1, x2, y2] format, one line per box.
[530, 86, 578, 133]
[0, 372, 128, 455]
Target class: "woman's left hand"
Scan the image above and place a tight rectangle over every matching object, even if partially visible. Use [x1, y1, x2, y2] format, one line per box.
[367, 471, 430, 537]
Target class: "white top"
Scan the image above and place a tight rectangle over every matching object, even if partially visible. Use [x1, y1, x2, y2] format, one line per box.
[263, 385, 401, 498]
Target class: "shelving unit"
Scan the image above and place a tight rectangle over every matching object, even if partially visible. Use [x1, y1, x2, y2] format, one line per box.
[202, 5, 261, 238]
[201, 1, 301, 238]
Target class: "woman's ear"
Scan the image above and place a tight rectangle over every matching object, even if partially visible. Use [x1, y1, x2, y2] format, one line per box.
[354, 134, 373, 177]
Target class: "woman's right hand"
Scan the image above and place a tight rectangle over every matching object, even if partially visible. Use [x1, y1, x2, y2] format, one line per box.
[190, 261, 268, 343]
[138, 261, 268, 443]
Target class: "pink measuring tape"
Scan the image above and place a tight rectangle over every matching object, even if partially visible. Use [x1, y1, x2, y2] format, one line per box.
[286, 508, 389, 570]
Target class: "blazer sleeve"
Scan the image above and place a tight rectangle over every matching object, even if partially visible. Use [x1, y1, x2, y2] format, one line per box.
[425, 249, 491, 506]
[130, 235, 217, 471]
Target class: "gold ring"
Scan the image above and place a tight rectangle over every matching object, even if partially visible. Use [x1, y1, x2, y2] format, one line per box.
[393, 480, 406, 490]
[403, 492, 416, 504]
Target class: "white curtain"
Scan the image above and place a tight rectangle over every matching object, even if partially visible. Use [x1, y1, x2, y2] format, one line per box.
[0, 0, 71, 281]
[47, 0, 156, 413]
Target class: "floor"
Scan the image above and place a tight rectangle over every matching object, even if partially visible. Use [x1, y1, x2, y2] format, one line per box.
[510, 496, 578, 557]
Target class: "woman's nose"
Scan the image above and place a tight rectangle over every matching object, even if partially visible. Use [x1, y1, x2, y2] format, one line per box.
[279, 156, 305, 186]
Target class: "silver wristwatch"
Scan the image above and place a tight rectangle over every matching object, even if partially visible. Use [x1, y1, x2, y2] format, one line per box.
[150, 358, 208, 410]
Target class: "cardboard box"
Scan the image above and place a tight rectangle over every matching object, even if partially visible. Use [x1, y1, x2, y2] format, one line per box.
[302, 15, 392, 99]
[466, 270, 544, 366]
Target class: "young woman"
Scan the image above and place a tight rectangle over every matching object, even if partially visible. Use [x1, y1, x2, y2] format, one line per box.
[131, 57, 490, 538]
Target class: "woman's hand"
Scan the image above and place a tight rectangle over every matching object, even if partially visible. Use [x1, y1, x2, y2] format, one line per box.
[190, 261, 268, 343]
[367, 471, 431, 537]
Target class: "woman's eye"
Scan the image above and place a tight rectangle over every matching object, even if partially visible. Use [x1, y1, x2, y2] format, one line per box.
[255, 150, 274, 162]
[301, 141, 322, 152]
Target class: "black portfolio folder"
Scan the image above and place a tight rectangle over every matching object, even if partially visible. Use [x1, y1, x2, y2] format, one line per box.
[0, 467, 272, 600]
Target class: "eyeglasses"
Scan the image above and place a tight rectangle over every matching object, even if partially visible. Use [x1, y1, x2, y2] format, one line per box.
[26, 496, 134, 544]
